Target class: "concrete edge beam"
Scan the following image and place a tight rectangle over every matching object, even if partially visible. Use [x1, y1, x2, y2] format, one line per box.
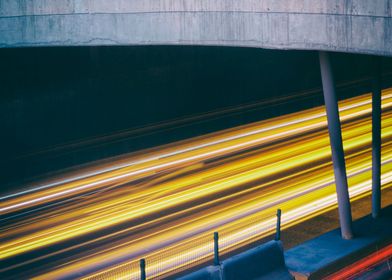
[0, 1, 391, 56]
[1, 0, 391, 18]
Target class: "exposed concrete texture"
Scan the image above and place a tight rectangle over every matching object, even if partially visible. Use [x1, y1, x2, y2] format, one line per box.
[285, 205, 392, 279]
[221, 240, 292, 280]
[0, 0, 391, 56]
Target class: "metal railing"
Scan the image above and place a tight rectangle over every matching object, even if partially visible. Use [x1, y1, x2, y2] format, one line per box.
[87, 209, 282, 280]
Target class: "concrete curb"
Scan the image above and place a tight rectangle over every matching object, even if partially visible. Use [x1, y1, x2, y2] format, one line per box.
[285, 205, 392, 279]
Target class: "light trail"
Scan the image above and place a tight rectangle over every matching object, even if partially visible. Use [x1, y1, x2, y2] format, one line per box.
[1, 89, 392, 279]
[1, 91, 389, 214]
[325, 243, 392, 279]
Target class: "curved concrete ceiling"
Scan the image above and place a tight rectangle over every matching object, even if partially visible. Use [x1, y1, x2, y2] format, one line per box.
[0, 0, 391, 56]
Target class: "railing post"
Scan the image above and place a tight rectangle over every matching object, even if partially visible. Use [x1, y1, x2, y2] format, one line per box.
[275, 208, 282, 241]
[140, 258, 146, 280]
[213, 232, 220, 266]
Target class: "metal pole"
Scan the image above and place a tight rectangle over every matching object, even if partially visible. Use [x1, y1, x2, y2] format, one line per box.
[372, 56, 382, 218]
[275, 209, 281, 241]
[140, 258, 146, 280]
[213, 232, 220, 265]
[319, 51, 354, 240]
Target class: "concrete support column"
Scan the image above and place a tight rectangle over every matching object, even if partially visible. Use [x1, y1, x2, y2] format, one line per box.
[319, 51, 354, 239]
[372, 57, 382, 218]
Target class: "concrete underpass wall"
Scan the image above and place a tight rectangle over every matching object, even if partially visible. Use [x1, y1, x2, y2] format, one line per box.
[0, 0, 391, 56]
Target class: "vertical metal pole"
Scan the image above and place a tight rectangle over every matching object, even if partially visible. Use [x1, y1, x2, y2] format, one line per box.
[140, 258, 146, 280]
[213, 232, 220, 265]
[275, 209, 282, 241]
[372, 56, 382, 218]
[319, 51, 354, 240]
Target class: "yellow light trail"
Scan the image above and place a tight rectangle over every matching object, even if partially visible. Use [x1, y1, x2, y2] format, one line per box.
[0, 90, 383, 214]
[1, 89, 392, 279]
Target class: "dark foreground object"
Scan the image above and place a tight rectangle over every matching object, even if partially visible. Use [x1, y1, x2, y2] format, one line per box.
[178, 240, 293, 280]
[285, 205, 392, 279]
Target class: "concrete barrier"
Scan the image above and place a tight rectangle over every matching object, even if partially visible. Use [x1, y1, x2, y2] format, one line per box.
[179, 240, 292, 280]
[177, 265, 221, 280]
[221, 240, 293, 280]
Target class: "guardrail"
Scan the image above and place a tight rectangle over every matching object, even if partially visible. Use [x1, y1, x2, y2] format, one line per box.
[137, 209, 284, 280]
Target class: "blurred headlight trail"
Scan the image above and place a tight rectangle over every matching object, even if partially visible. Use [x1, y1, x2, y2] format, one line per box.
[1, 89, 392, 279]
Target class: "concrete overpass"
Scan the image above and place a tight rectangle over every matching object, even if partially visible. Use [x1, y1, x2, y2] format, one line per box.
[0, 1, 392, 279]
[0, 0, 391, 56]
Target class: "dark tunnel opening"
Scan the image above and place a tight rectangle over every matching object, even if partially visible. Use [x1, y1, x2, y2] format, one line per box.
[1, 46, 392, 191]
